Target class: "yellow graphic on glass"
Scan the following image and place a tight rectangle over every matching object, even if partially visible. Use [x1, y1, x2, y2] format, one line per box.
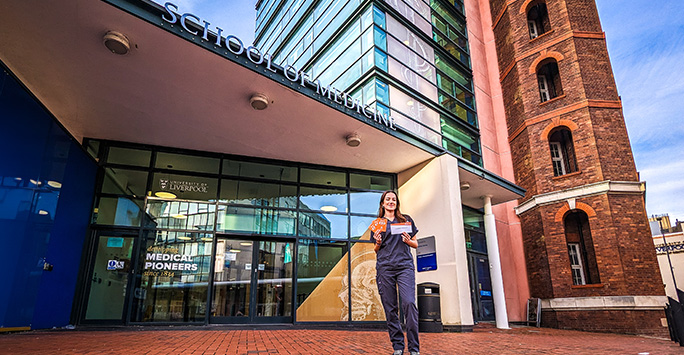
[296, 227, 386, 321]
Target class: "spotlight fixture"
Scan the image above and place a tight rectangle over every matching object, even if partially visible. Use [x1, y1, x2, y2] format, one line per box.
[250, 93, 269, 110]
[460, 181, 470, 191]
[103, 31, 131, 55]
[346, 133, 361, 147]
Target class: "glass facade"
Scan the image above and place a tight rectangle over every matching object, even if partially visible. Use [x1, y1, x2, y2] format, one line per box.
[256, 0, 481, 165]
[82, 140, 394, 324]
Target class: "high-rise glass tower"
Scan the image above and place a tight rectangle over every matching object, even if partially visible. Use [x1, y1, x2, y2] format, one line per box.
[255, 0, 481, 166]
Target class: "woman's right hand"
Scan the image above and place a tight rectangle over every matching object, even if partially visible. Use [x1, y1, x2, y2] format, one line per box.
[374, 230, 382, 245]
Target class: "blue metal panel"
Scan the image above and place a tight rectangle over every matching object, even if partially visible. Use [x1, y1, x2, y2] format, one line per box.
[0, 67, 97, 329]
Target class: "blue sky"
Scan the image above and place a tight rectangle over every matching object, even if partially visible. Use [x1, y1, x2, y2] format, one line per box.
[154, 0, 684, 223]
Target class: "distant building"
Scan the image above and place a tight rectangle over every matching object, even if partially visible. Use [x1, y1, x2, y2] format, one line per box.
[652, 230, 684, 299]
[650, 214, 684, 299]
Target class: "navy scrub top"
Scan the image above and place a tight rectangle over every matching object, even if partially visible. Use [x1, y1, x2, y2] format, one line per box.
[371, 215, 419, 270]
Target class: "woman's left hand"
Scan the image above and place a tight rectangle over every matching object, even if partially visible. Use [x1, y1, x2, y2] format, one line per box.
[401, 232, 417, 248]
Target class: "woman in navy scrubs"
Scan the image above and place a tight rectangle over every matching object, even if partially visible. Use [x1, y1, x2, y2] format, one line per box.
[372, 190, 419, 355]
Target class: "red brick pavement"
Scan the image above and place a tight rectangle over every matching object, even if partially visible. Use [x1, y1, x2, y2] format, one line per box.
[0, 325, 681, 355]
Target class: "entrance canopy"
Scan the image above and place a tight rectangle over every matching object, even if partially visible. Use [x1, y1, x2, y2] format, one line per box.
[0, 0, 522, 203]
[0, 0, 436, 173]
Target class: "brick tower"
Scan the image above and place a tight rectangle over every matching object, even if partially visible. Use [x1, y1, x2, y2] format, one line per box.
[488, 0, 666, 335]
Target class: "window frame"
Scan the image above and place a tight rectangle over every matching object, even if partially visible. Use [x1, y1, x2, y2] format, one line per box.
[567, 242, 586, 285]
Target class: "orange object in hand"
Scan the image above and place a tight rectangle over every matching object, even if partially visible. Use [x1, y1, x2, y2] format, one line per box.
[369, 218, 387, 234]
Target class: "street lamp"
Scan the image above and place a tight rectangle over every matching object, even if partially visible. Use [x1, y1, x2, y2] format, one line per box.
[657, 216, 678, 292]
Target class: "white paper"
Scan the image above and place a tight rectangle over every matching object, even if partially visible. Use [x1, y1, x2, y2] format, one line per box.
[390, 223, 412, 235]
[226, 252, 237, 261]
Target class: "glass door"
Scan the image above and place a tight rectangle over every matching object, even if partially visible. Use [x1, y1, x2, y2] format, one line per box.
[82, 233, 136, 323]
[467, 252, 495, 322]
[211, 237, 293, 323]
[254, 240, 293, 322]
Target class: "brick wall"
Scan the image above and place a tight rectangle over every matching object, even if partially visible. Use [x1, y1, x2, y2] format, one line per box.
[542, 310, 668, 337]
[564, 0, 603, 32]
[489, 0, 666, 335]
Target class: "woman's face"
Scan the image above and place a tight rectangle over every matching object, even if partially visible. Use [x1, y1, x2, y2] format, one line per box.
[383, 192, 397, 213]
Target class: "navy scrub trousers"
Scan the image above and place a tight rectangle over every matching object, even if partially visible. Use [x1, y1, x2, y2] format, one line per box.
[373, 216, 419, 353]
[377, 266, 419, 353]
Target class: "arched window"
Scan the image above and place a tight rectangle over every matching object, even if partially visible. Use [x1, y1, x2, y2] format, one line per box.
[527, 2, 550, 39]
[537, 59, 563, 102]
[548, 128, 577, 176]
[564, 211, 600, 285]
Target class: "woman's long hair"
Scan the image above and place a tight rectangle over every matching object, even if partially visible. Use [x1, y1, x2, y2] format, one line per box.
[377, 190, 407, 223]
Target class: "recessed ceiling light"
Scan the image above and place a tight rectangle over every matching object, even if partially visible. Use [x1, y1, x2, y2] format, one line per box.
[29, 179, 41, 186]
[103, 31, 131, 55]
[171, 214, 187, 219]
[250, 93, 269, 110]
[229, 249, 241, 253]
[155, 191, 177, 199]
[200, 237, 214, 241]
[240, 242, 252, 246]
[47, 181, 62, 189]
[38, 210, 48, 215]
[346, 133, 361, 147]
[177, 236, 192, 240]
[321, 205, 338, 212]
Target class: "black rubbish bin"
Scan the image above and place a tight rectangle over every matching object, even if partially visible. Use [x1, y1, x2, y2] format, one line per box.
[417, 282, 443, 333]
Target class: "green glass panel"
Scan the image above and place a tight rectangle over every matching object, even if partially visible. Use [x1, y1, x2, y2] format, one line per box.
[106, 147, 151, 167]
[350, 173, 392, 190]
[220, 179, 297, 208]
[435, 53, 472, 89]
[300, 168, 346, 187]
[155, 152, 219, 174]
[85, 139, 100, 161]
[101, 168, 148, 197]
[217, 206, 296, 235]
[84, 235, 135, 320]
[222, 160, 297, 182]
[431, 1, 465, 34]
[440, 117, 478, 151]
[94, 196, 143, 226]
